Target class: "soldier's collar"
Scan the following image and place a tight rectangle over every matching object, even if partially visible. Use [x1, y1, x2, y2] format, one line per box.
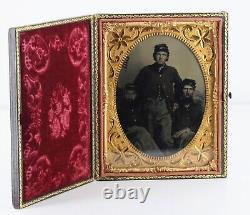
[153, 62, 168, 68]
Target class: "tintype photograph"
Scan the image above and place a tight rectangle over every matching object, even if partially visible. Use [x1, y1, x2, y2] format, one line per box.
[116, 36, 205, 157]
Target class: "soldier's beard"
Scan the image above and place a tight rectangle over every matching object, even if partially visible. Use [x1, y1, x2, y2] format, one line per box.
[125, 98, 136, 103]
[182, 97, 193, 104]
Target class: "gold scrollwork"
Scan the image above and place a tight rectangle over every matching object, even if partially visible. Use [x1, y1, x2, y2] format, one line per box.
[102, 19, 220, 174]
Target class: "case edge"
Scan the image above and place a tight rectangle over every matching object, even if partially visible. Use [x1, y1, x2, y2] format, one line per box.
[9, 27, 20, 209]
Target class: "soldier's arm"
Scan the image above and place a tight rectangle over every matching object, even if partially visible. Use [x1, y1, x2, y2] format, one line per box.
[173, 68, 182, 102]
[190, 104, 203, 132]
[134, 67, 147, 99]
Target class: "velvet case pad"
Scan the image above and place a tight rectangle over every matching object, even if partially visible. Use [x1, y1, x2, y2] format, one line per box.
[9, 17, 93, 208]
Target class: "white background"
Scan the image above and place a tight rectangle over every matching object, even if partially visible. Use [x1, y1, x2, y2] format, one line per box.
[0, 0, 249, 214]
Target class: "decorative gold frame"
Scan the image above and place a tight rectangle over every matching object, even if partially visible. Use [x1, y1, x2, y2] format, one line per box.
[12, 15, 95, 208]
[95, 13, 228, 180]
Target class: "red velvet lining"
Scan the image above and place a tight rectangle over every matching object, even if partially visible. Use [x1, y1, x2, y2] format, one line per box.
[19, 20, 92, 202]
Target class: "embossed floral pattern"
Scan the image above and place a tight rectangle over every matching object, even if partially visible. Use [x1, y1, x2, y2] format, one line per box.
[68, 27, 88, 67]
[184, 27, 211, 48]
[110, 29, 131, 49]
[191, 28, 211, 48]
[191, 142, 212, 162]
[20, 21, 91, 202]
[22, 34, 50, 74]
[24, 155, 52, 200]
[68, 144, 90, 182]
[48, 83, 72, 140]
[22, 74, 42, 167]
[49, 34, 65, 51]
[77, 64, 90, 144]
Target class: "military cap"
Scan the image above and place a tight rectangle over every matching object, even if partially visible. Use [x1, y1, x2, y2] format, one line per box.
[154, 43, 169, 54]
[182, 78, 196, 89]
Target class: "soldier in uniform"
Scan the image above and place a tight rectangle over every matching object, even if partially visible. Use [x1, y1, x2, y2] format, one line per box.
[172, 79, 203, 149]
[117, 83, 162, 156]
[134, 44, 182, 153]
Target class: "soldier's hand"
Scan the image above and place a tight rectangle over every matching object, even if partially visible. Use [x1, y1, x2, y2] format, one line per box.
[173, 103, 179, 111]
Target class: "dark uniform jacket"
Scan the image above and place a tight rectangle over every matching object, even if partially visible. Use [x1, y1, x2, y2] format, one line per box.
[117, 99, 144, 130]
[173, 99, 203, 133]
[134, 63, 182, 112]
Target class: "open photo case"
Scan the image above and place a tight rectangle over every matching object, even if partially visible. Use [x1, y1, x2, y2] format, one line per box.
[9, 12, 228, 208]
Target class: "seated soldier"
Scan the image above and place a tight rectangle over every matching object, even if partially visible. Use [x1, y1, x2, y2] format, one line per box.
[117, 83, 163, 156]
[172, 79, 203, 149]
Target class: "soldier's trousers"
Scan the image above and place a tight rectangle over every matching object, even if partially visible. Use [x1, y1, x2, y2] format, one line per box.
[145, 98, 174, 150]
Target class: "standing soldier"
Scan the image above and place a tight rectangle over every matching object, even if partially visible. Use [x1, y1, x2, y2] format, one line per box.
[134, 43, 182, 153]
